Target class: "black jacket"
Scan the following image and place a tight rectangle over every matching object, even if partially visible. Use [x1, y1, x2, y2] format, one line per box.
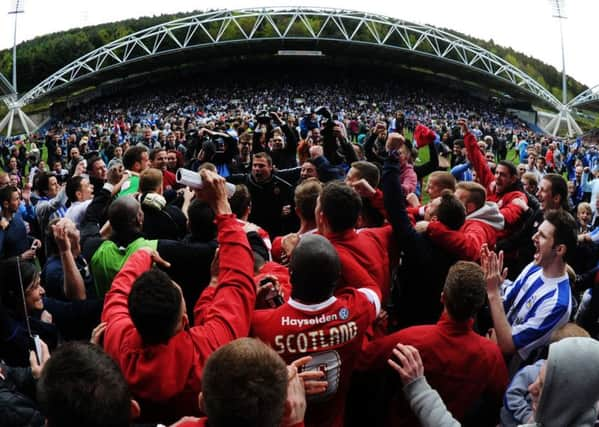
[0, 363, 44, 427]
[383, 160, 457, 328]
[140, 197, 187, 241]
[157, 237, 218, 322]
[228, 172, 295, 238]
[270, 124, 299, 169]
[80, 187, 115, 246]
[0, 307, 58, 368]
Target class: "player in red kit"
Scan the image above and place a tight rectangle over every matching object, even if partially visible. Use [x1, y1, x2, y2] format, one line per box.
[252, 234, 381, 427]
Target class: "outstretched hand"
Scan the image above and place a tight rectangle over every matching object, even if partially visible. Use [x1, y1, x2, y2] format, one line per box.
[255, 275, 284, 310]
[511, 197, 529, 212]
[73, 159, 86, 177]
[480, 244, 507, 295]
[280, 233, 300, 265]
[283, 363, 308, 427]
[270, 111, 283, 125]
[90, 322, 107, 346]
[387, 343, 424, 387]
[385, 132, 405, 152]
[138, 247, 171, 268]
[374, 122, 387, 136]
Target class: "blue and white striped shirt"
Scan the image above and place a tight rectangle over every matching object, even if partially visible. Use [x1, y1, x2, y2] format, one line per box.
[588, 227, 599, 243]
[502, 262, 572, 360]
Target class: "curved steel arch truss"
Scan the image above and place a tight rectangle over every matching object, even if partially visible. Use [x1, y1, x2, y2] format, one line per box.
[569, 84, 599, 109]
[13, 7, 564, 110]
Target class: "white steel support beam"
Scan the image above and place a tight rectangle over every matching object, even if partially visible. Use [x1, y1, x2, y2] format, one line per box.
[15, 6, 566, 116]
[569, 84, 599, 109]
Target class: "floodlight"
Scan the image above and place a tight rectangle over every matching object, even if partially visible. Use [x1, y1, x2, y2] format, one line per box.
[8, 0, 25, 14]
[548, 0, 567, 19]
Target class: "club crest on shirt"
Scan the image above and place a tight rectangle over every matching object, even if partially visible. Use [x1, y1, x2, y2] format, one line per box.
[526, 295, 536, 310]
[338, 307, 349, 320]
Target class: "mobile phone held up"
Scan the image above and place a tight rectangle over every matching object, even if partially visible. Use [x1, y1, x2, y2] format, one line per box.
[260, 277, 284, 308]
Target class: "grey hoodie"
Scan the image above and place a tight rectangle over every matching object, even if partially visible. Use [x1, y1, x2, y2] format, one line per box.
[521, 337, 599, 427]
[501, 359, 544, 427]
[467, 201, 505, 230]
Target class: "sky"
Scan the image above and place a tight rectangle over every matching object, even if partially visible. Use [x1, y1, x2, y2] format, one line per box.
[0, 0, 596, 94]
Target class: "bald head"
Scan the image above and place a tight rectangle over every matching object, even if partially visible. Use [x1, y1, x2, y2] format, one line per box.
[108, 195, 142, 234]
[290, 234, 340, 303]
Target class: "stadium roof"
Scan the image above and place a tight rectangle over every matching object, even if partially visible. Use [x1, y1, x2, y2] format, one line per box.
[568, 84, 599, 112]
[5, 7, 567, 110]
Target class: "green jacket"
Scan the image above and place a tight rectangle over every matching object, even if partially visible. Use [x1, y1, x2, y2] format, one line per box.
[118, 175, 140, 197]
[91, 237, 157, 297]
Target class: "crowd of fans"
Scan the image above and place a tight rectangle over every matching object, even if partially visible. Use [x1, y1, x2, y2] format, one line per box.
[2, 79, 599, 427]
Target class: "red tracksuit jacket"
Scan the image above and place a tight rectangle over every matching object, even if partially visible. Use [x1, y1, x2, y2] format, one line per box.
[426, 218, 497, 262]
[325, 227, 393, 302]
[252, 283, 381, 427]
[102, 214, 256, 422]
[464, 131, 526, 237]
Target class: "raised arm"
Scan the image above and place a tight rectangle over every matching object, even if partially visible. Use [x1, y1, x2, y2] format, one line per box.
[414, 142, 440, 179]
[191, 170, 257, 350]
[273, 112, 298, 156]
[336, 127, 359, 165]
[450, 162, 471, 180]
[426, 220, 489, 262]
[459, 119, 495, 192]
[481, 245, 516, 355]
[36, 186, 67, 221]
[82, 165, 128, 231]
[389, 344, 460, 427]
[363, 125, 386, 164]
[310, 145, 346, 182]
[383, 157, 431, 258]
[52, 219, 86, 300]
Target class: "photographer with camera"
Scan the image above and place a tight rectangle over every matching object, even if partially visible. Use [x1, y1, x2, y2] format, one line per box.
[317, 106, 359, 168]
[299, 110, 320, 139]
[189, 127, 238, 177]
[252, 111, 298, 170]
[363, 121, 389, 165]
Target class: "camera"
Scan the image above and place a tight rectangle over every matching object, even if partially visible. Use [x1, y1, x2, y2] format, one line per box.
[315, 106, 332, 121]
[214, 137, 225, 154]
[256, 110, 270, 125]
